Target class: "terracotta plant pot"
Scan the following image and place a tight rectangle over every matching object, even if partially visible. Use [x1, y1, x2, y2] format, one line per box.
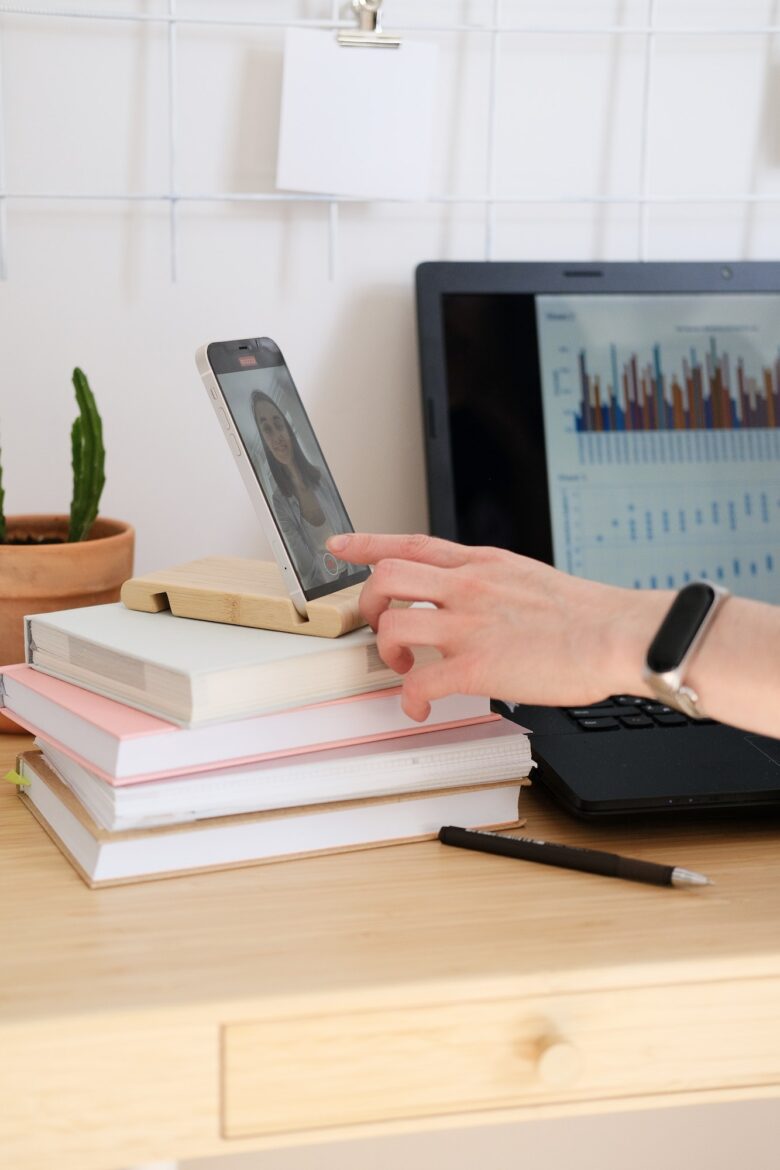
[0, 515, 135, 732]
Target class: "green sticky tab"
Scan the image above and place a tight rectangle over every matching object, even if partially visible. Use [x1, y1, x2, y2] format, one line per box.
[3, 769, 30, 787]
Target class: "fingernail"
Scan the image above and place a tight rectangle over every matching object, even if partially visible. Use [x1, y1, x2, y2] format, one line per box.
[328, 534, 349, 552]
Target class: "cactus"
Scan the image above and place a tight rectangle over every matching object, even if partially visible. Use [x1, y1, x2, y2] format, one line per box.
[0, 368, 104, 544]
[68, 368, 106, 543]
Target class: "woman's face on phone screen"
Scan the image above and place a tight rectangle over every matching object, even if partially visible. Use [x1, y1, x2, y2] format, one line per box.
[255, 400, 293, 465]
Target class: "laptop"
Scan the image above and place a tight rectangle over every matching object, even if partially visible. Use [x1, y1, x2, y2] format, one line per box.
[416, 260, 780, 817]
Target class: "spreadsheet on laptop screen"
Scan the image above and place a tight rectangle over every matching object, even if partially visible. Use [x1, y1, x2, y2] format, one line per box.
[535, 293, 780, 601]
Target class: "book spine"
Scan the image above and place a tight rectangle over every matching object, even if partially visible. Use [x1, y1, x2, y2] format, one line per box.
[23, 617, 35, 665]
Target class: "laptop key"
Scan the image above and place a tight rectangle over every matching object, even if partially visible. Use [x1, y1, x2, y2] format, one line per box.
[619, 714, 654, 729]
[566, 706, 622, 720]
[576, 717, 620, 731]
[610, 695, 645, 706]
[652, 712, 688, 727]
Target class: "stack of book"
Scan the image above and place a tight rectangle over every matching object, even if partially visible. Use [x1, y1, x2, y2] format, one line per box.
[3, 603, 532, 887]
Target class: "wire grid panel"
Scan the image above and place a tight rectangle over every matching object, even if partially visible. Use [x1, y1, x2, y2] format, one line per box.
[0, 1, 778, 280]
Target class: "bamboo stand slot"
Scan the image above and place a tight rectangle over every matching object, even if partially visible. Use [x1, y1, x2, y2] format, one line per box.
[120, 557, 367, 638]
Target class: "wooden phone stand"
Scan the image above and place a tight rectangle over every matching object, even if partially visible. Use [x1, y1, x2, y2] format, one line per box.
[120, 556, 367, 639]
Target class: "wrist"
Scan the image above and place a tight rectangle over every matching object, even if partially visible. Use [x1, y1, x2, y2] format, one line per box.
[605, 588, 675, 698]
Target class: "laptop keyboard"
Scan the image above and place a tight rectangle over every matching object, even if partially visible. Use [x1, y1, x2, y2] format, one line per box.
[565, 696, 715, 732]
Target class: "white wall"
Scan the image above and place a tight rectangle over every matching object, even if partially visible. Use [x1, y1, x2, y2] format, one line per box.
[3, 0, 780, 577]
[2, 2, 780, 1166]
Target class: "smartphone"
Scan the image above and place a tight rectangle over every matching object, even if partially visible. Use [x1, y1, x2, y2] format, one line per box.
[196, 337, 370, 617]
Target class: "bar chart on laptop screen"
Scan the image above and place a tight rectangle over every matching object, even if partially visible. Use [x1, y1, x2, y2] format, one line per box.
[535, 294, 780, 602]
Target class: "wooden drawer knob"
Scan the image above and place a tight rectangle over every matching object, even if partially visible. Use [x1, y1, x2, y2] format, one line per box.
[535, 1038, 583, 1087]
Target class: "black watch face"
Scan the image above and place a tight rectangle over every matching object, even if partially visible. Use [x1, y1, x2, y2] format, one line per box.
[646, 582, 716, 674]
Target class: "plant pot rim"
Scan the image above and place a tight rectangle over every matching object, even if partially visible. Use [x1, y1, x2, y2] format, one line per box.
[3, 514, 134, 550]
[0, 515, 136, 601]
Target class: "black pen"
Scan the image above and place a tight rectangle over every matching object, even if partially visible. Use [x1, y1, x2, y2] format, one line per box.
[438, 826, 712, 889]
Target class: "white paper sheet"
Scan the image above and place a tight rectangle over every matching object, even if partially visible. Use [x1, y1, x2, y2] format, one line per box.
[276, 27, 438, 200]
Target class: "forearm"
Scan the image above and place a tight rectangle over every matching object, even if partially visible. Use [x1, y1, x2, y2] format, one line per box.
[681, 597, 780, 737]
[605, 590, 780, 737]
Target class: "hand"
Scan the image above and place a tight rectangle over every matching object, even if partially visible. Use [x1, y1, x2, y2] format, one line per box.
[327, 533, 671, 721]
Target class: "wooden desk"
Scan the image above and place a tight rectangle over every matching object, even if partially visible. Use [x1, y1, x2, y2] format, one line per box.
[3, 732, 780, 1170]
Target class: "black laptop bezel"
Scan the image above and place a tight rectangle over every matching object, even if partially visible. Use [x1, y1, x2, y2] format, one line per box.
[416, 260, 780, 549]
[417, 261, 780, 818]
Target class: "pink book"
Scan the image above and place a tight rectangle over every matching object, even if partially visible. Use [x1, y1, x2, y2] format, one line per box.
[0, 664, 497, 785]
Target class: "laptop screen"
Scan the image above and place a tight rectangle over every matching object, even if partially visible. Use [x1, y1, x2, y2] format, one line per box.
[421, 267, 780, 605]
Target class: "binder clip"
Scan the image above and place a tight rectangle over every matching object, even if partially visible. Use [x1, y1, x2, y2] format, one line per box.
[337, 0, 401, 48]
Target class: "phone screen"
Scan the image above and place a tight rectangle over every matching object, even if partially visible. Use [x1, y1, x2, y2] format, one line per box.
[208, 338, 370, 601]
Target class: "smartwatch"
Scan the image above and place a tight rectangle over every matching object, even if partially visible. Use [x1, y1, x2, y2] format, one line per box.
[642, 581, 730, 719]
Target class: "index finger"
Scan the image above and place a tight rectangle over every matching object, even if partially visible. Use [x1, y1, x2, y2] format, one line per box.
[327, 532, 474, 569]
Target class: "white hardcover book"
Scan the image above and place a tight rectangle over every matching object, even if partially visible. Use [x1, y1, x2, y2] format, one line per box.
[38, 721, 533, 831]
[17, 752, 525, 888]
[24, 603, 427, 725]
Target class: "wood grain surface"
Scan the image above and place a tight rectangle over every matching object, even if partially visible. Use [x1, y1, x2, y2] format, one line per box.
[3, 731, 780, 1170]
[121, 556, 367, 637]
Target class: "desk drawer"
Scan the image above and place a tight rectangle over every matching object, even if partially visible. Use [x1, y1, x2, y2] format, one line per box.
[222, 978, 780, 1138]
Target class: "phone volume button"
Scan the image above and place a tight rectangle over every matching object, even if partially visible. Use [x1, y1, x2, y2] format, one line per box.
[227, 432, 242, 457]
[218, 406, 231, 430]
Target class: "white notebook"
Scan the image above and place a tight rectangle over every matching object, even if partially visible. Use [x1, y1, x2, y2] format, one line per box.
[38, 721, 533, 831]
[24, 603, 421, 725]
[18, 751, 525, 888]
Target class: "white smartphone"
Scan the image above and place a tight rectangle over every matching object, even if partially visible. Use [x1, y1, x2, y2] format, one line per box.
[196, 337, 370, 617]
